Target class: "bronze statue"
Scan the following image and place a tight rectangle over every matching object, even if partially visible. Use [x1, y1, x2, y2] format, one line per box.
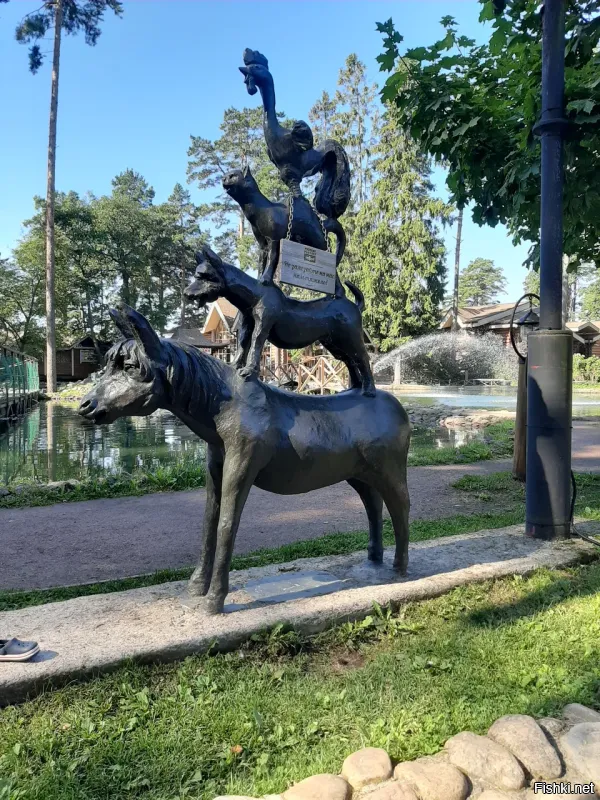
[239, 49, 350, 219]
[222, 166, 346, 288]
[78, 305, 410, 615]
[185, 245, 375, 394]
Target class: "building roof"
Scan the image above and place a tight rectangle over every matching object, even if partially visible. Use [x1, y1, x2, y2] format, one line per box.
[201, 298, 239, 336]
[440, 302, 533, 330]
[165, 327, 227, 349]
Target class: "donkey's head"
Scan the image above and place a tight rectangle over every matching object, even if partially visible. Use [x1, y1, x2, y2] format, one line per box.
[78, 305, 168, 425]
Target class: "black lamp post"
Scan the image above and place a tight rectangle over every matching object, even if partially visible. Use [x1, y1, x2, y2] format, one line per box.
[525, 0, 573, 539]
[510, 294, 540, 482]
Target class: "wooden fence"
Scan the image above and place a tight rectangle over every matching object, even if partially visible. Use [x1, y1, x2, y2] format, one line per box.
[262, 355, 348, 394]
[0, 344, 39, 423]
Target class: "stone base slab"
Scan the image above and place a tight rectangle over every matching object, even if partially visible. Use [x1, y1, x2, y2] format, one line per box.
[1, 523, 599, 707]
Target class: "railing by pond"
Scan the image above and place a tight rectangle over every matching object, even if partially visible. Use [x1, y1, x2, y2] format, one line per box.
[0, 344, 39, 423]
[262, 355, 348, 394]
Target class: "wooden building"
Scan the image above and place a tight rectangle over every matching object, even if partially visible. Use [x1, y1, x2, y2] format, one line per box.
[440, 303, 600, 356]
[40, 335, 112, 382]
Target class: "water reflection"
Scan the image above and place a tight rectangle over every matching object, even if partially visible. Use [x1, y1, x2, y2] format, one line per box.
[0, 403, 205, 485]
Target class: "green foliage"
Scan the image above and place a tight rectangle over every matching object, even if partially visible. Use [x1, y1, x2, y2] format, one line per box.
[187, 107, 288, 270]
[458, 258, 507, 306]
[581, 277, 600, 320]
[343, 111, 452, 350]
[2, 560, 600, 797]
[377, 1, 600, 271]
[573, 354, 600, 382]
[0, 459, 206, 511]
[8, 174, 209, 353]
[15, 0, 123, 73]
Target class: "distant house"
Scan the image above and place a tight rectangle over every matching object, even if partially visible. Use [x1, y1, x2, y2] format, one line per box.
[40, 335, 112, 382]
[440, 304, 600, 356]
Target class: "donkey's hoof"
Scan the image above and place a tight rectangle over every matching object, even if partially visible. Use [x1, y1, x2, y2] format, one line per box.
[198, 594, 226, 616]
[368, 548, 384, 564]
[393, 561, 408, 577]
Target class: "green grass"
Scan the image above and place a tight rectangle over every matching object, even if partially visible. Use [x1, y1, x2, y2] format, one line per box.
[0, 461, 206, 510]
[452, 470, 600, 520]
[0, 509, 524, 612]
[2, 561, 600, 799]
[407, 422, 514, 467]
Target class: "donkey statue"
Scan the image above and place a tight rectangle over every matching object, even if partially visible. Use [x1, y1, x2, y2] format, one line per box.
[79, 305, 411, 614]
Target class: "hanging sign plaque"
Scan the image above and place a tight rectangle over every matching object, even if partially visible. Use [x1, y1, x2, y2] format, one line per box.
[278, 239, 337, 295]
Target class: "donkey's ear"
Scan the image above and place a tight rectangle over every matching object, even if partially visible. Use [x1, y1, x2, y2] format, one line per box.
[242, 164, 250, 178]
[202, 244, 223, 269]
[109, 307, 135, 340]
[118, 304, 163, 362]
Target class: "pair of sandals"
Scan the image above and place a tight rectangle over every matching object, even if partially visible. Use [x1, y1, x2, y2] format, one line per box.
[0, 638, 39, 662]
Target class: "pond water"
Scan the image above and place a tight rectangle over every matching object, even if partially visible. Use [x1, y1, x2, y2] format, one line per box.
[1, 401, 486, 485]
[2, 386, 600, 485]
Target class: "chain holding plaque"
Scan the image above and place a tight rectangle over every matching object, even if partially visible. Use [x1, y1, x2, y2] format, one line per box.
[277, 194, 338, 295]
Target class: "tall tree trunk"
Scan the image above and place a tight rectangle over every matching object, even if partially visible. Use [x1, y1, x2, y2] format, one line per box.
[451, 207, 463, 332]
[45, 0, 62, 393]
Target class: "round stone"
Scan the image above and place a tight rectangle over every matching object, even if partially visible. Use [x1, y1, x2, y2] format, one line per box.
[283, 774, 351, 800]
[342, 747, 393, 789]
[563, 704, 600, 726]
[362, 784, 419, 800]
[559, 722, 600, 785]
[488, 714, 562, 779]
[445, 731, 526, 791]
[394, 757, 469, 800]
[538, 717, 566, 740]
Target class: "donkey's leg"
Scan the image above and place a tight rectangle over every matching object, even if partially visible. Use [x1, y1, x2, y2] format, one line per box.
[202, 450, 261, 614]
[368, 468, 410, 575]
[377, 473, 410, 575]
[347, 478, 384, 562]
[188, 446, 223, 596]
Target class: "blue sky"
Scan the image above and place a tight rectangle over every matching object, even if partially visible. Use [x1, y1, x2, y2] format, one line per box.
[1, 0, 532, 300]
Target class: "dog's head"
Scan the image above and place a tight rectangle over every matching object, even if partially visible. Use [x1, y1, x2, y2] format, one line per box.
[185, 245, 227, 305]
[222, 166, 256, 199]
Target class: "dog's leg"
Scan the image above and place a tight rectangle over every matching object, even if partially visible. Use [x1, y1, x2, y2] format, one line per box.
[188, 445, 223, 596]
[259, 240, 278, 286]
[232, 315, 254, 369]
[238, 315, 271, 379]
[200, 445, 262, 614]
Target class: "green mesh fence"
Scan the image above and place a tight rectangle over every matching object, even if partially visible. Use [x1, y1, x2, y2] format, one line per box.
[0, 345, 39, 417]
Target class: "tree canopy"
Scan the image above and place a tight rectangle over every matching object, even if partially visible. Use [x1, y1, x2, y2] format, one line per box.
[458, 258, 507, 306]
[376, 0, 600, 272]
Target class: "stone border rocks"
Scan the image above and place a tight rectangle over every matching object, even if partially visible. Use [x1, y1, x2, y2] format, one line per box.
[215, 706, 600, 799]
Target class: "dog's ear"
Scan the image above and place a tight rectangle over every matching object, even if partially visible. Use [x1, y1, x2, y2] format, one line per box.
[202, 244, 223, 270]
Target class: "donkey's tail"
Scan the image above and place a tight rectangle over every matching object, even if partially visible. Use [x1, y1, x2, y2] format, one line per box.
[345, 280, 365, 313]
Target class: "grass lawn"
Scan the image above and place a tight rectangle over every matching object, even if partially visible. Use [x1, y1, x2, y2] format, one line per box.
[1, 561, 600, 800]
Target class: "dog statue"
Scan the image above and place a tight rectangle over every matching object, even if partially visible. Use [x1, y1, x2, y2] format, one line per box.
[222, 166, 345, 292]
[185, 245, 375, 396]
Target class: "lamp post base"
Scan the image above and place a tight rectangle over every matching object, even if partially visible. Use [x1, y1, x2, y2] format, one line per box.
[525, 329, 573, 541]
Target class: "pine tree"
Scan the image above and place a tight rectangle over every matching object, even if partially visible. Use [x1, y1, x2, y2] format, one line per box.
[308, 91, 338, 142]
[458, 259, 507, 306]
[15, 0, 122, 391]
[333, 54, 378, 207]
[344, 111, 452, 350]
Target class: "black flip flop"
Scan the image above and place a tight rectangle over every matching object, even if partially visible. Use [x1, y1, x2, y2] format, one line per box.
[0, 638, 40, 662]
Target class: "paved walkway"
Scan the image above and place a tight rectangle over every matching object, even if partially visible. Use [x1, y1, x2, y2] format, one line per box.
[2, 421, 599, 592]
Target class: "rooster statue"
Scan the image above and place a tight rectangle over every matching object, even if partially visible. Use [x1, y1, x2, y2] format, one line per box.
[239, 49, 351, 220]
